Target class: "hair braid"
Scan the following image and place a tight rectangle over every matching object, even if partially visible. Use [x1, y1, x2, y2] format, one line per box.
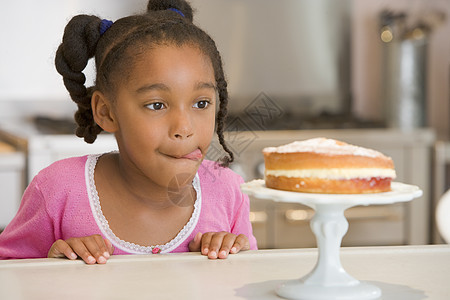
[202, 32, 233, 167]
[55, 15, 104, 143]
[216, 76, 233, 167]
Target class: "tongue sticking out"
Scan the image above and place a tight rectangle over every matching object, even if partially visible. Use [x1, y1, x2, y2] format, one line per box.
[181, 149, 202, 160]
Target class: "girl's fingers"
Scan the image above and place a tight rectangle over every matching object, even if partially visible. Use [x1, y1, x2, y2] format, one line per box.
[188, 232, 203, 252]
[48, 235, 113, 264]
[83, 235, 109, 264]
[199, 232, 250, 259]
[199, 232, 214, 256]
[92, 234, 111, 260]
[66, 238, 96, 264]
[67, 235, 109, 264]
[104, 238, 115, 256]
[217, 233, 238, 259]
[207, 232, 231, 259]
[48, 239, 77, 260]
[230, 234, 250, 254]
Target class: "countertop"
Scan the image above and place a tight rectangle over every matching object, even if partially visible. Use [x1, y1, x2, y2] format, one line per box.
[0, 245, 449, 300]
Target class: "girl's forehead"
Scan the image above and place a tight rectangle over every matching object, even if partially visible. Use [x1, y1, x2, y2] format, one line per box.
[139, 43, 210, 63]
[132, 44, 213, 74]
[121, 43, 215, 89]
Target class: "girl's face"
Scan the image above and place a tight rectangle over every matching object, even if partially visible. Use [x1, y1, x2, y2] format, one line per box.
[110, 44, 217, 189]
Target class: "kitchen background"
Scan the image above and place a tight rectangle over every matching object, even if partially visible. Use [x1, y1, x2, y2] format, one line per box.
[0, 0, 449, 248]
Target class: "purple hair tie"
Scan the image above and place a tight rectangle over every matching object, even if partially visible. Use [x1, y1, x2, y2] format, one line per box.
[168, 8, 185, 18]
[99, 19, 113, 36]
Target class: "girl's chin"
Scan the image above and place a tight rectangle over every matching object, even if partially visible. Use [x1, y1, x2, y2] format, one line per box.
[168, 158, 203, 172]
[167, 172, 196, 188]
[162, 165, 199, 185]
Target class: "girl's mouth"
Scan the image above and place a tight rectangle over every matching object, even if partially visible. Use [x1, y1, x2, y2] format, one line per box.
[180, 149, 203, 161]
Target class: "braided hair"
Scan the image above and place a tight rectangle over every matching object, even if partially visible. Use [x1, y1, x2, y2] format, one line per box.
[55, 0, 233, 166]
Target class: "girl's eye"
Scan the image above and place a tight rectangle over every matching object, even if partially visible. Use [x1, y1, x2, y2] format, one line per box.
[193, 100, 210, 109]
[146, 102, 165, 110]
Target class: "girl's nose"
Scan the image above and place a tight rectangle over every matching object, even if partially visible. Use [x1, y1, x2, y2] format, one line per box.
[170, 111, 194, 139]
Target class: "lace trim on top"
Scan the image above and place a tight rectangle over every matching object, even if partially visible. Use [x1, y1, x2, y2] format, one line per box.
[85, 154, 202, 254]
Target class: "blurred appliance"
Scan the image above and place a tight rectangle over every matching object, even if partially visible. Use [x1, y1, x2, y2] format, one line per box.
[436, 189, 450, 244]
[380, 9, 446, 129]
[433, 141, 450, 243]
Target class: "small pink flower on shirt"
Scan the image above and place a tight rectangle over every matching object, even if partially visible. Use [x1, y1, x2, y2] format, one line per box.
[152, 247, 161, 254]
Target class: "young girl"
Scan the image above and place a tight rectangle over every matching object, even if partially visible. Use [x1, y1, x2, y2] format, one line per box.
[0, 0, 257, 264]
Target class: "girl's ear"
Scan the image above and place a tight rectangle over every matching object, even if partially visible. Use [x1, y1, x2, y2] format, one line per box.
[91, 90, 118, 133]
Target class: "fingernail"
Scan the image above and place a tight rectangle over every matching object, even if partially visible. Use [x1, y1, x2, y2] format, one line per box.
[98, 256, 106, 264]
[87, 256, 96, 264]
[103, 252, 110, 258]
[231, 247, 237, 254]
[203, 248, 209, 255]
[209, 251, 217, 258]
[69, 252, 77, 259]
[220, 250, 227, 258]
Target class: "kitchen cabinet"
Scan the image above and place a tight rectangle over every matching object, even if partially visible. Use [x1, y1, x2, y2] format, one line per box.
[0, 121, 117, 229]
[24, 134, 117, 183]
[0, 121, 118, 183]
[0, 142, 25, 229]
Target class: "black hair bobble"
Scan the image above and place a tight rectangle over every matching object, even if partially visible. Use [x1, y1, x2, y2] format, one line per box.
[99, 19, 114, 35]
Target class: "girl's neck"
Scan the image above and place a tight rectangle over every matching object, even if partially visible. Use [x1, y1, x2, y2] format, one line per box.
[100, 153, 196, 209]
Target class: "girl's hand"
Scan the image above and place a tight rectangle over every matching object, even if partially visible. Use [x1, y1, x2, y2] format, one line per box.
[48, 234, 114, 264]
[188, 232, 250, 259]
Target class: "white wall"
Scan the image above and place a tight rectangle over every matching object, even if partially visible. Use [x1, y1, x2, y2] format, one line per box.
[0, 0, 147, 103]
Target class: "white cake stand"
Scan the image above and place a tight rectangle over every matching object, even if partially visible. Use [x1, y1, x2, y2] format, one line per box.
[240, 180, 422, 300]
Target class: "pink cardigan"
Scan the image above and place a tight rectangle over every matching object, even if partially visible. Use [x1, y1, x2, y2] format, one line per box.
[0, 155, 257, 259]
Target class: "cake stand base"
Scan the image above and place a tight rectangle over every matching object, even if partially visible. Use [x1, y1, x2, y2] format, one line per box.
[240, 180, 422, 300]
[277, 279, 381, 300]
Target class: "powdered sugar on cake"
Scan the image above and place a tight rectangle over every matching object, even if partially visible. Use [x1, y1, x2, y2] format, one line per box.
[263, 138, 385, 158]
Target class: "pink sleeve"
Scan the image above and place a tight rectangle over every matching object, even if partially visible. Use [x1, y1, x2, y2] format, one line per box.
[230, 178, 258, 250]
[0, 178, 56, 259]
